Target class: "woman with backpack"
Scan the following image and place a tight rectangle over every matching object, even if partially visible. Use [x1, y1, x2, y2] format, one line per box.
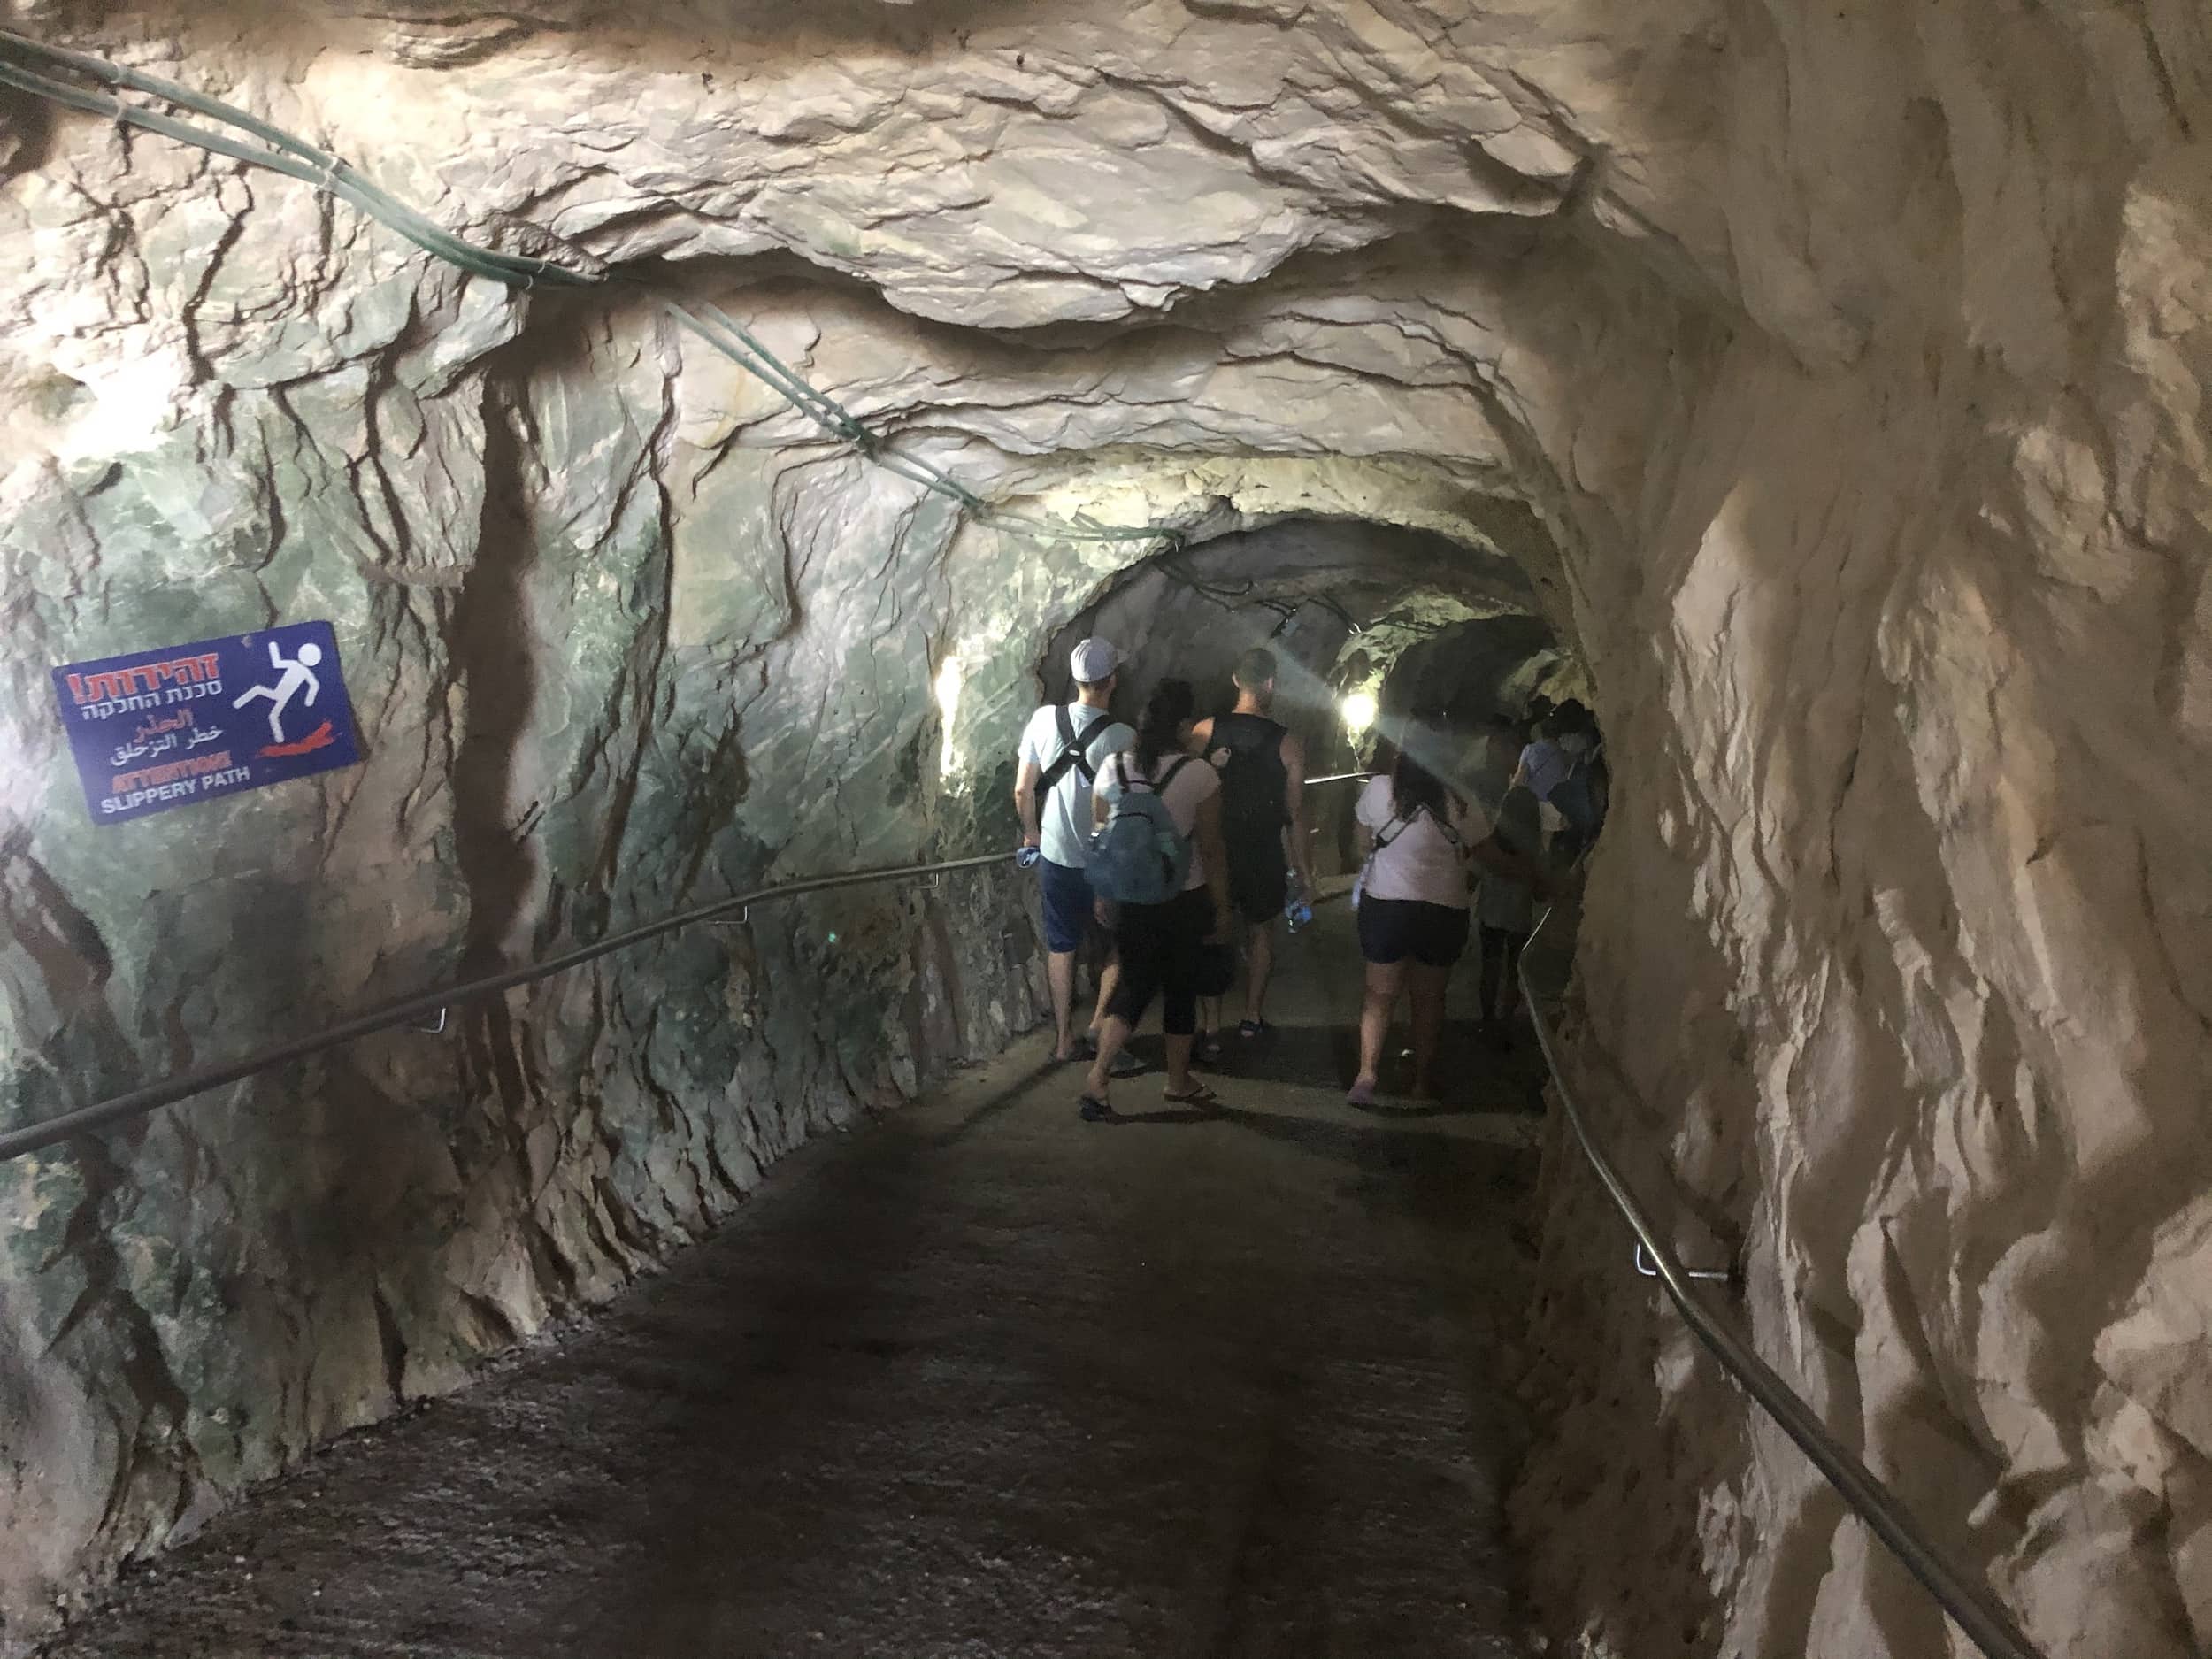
[1078, 679, 1234, 1121]
[1346, 749, 1484, 1106]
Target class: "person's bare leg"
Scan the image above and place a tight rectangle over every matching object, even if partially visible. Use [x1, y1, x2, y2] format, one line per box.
[1163, 1033, 1196, 1095]
[1084, 1013, 1136, 1104]
[1086, 954, 1123, 1045]
[1048, 949, 1079, 1058]
[1353, 960, 1402, 1093]
[1477, 931, 1502, 1024]
[1408, 963, 1450, 1097]
[1197, 995, 1222, 1043]
[1241, 921, 1274, 1027]
[1496, 934, 1525, 1021]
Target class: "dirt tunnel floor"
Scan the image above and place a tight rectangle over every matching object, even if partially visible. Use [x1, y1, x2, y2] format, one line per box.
[45, 903, 1550, 1657]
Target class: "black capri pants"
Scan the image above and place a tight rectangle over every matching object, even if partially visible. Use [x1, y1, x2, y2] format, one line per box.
[1106, 887, 1212, 1038]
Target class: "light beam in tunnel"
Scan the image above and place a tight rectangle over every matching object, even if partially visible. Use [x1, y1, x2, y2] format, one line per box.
[933, 654, 965, 780]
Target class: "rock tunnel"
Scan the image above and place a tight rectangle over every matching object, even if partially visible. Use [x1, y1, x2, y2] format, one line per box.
[1, 3, 2208, 1655]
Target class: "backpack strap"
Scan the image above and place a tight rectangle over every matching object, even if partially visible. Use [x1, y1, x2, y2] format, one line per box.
[1038, 705, 1112, 796]
[1372, 804, 1464, 855]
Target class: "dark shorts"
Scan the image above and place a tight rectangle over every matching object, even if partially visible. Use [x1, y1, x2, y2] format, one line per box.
[1357, 896, 1471, 968]
[1038, 858, 1095, 955]
[1225, 834, 1287, 926]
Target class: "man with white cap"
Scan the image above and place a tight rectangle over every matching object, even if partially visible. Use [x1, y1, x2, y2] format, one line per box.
[1015, 637, 1140, 1065]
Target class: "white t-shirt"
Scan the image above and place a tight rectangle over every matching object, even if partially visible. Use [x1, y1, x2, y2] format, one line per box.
[1356, 775, 1478, 910]
[1094, 749, 1221, 892]
[1018, 703, 1135, 867]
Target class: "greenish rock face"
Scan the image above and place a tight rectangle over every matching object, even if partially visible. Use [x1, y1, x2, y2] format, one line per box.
[0, 209, 1068, 1647]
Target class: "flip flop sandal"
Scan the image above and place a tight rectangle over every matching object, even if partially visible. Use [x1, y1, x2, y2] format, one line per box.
[1238, 1019, 1270, 1040]
[1162, 1082, 1222, 1109]
[1346, 1079, 1379, 1109]
[1194, 1033, 1225, 1065]
[1078, 1094, 1114, 1123]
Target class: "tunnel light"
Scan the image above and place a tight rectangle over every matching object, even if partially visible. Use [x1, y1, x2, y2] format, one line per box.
[1340, 690, 1378, 734]
[933, 655, 964, 780]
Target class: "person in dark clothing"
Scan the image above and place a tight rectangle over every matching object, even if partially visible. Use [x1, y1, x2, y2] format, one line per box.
[1519, 693, 1555, 745]
[1191, 648, 1311, 1050]
[1545, 699, 1603, 861]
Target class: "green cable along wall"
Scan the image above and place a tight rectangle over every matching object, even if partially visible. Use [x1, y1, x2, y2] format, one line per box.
[0, 27, 1187, 556]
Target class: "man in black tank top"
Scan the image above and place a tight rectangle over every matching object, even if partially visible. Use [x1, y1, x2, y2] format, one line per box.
[1193, 648, 1311, 1043]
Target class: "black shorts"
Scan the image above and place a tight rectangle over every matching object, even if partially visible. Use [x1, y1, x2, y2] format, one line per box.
[1225, 835, 1287, 926]
[1357, 896, 1471, 968]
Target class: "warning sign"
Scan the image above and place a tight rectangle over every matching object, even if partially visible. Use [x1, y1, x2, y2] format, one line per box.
[50, 620, 363, 824]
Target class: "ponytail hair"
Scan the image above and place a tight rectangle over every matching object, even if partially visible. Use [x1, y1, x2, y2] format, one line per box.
[1134, 678, 1195, 772]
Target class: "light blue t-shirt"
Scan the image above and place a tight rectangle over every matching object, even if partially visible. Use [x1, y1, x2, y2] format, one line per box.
[1517, 740, 1572, 803]
[1018, 703, 1134, 867]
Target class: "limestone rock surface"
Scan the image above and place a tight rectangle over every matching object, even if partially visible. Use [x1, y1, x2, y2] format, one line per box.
[0, 4, 2208, 1657]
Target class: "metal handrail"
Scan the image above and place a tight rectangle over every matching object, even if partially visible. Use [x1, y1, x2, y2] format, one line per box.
[0, 851, 1010, 1165]
[1517, 910, 2045, 1659]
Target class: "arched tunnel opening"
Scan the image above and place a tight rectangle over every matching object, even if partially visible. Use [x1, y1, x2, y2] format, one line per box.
[1029, 517, 1595, 883]
[0, 8, 2206, 1659]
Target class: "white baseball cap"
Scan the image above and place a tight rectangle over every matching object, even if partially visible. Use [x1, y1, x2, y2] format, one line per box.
[1069, 637, 1120, 685]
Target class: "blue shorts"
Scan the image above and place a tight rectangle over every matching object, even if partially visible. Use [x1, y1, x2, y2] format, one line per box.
[1038, 858, 1096, 954]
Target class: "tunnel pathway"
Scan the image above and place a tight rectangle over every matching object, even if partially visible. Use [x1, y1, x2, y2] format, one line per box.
[48, 905, 1547, 1658]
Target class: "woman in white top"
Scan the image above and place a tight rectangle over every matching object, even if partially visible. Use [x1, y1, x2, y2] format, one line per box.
[1079, 679, 1233, 1118]
[1351, 751, 1479, 1103]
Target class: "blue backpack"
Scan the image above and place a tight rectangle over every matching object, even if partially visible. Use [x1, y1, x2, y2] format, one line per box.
[1087, 755, 1194, 905]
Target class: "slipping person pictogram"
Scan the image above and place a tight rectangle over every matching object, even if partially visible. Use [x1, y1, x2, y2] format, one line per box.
[232, 640, 334, 756]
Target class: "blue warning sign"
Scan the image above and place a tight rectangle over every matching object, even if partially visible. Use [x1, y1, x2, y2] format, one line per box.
[50, 620, 363, 824]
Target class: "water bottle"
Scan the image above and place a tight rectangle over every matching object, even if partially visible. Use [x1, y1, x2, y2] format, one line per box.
[1285, 878, 1314, 933]
[1016, 845, 1041, 870]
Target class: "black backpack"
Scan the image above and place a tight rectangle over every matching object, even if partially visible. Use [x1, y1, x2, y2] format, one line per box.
[1038, 704, 1116, 797]
[1211, 712, 1287, 841]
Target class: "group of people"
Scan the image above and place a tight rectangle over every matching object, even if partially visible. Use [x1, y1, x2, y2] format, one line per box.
[1015, 639, 1309, 1119]
[1512, 694, 1607, 860]
[1014, 637, 1601, 1118]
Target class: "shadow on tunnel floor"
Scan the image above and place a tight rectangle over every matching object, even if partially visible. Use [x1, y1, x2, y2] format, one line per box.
[1112, 1018, 1551, 1111]
[923, 1056, 1061, 1147]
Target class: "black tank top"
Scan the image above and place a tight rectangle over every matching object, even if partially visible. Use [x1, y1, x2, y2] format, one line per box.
[1210, 711, 1288, 840]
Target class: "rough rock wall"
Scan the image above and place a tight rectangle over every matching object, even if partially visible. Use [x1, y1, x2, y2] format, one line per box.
[0, 3, 2208, 1656]
[1376, 612, 1570, 730]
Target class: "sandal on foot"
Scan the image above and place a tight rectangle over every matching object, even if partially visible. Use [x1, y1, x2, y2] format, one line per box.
[1238, 1019, 1270, 1040]
[1162, 1082, 1222, 1110]
[1078, 1094, 1114, 1123]
[1346, 1078, 1379, 1109]
[1194, 1033, 1225, 1065]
